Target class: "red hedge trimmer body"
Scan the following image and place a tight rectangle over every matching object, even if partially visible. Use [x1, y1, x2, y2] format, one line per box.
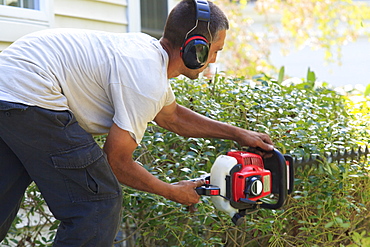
[195, 146, 369, 224]
[196, 149, 294, 224]
[228, 151, 272, 203]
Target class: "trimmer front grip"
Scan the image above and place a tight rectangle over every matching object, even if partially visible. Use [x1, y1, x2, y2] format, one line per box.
[260, 149, 290, 209]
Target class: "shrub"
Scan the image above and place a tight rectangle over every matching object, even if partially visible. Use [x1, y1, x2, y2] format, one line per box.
[119, 74, 370, 246]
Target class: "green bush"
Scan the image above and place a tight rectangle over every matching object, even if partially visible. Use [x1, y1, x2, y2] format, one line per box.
[4, 74, 370, 247]
[118, 74, 370, 246]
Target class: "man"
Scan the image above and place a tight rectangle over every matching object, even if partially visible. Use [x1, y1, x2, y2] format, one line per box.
[0, 0, 273, 245]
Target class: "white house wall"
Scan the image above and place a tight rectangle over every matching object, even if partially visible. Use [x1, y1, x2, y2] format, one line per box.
[0, 0, 128, 51]
[53, 0, 127, 32]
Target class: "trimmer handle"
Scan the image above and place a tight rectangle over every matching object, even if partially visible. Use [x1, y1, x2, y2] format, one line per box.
[193, 174, 221, 196]
[260, 148, 294, 209]
[195, 184, 221, 196]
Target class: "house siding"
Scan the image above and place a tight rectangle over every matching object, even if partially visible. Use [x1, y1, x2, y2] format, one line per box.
[53, 0, 127, 32]
[0, 0, 128, 51]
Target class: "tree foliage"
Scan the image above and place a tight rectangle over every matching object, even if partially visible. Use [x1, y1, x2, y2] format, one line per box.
[216, 0, 370, 77]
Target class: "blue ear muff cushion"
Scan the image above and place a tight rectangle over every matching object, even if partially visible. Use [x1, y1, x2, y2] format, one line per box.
[181, 36, 210, 69]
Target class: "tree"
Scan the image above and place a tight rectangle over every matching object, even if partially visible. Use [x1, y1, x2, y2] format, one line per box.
[216, 0, 370, 78]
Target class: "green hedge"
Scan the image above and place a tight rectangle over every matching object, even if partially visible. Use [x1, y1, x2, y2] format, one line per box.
[4, 75, 370, 247]
[120, 75, 370, 246]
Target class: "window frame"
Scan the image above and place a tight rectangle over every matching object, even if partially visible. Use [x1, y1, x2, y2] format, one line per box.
[0, 0, 51, 45]
[0, 0, 49, 23]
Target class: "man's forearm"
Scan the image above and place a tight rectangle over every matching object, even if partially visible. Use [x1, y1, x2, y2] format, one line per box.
[107, 157, 204, 205]
[104, 121, 205, 206]
[158, 104, 239, 140]
[155, 104, 274, 150]
[108, 156, 172, 198]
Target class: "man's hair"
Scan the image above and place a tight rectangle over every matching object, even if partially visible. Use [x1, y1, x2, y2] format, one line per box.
[162, 0, 229, 48]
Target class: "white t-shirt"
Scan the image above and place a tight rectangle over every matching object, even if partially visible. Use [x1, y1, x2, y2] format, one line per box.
[0, 28, 175, 143]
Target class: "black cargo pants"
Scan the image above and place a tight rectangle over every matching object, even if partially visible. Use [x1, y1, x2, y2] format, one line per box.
[0, 101, 122, 246]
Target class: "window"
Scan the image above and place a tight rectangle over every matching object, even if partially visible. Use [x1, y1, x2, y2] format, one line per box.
[0, 0, 51, 44]
[0, 0, 40, 10]
[0, 0, 49, 23]
[140, 0, 168, 39]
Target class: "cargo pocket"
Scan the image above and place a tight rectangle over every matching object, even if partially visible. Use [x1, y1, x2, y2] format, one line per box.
[50, 142, 121, 203]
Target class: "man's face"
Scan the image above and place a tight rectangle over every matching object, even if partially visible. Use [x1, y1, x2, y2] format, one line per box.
[182, 30, 226, 80]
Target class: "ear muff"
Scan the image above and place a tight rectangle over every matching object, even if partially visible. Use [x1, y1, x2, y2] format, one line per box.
[180, 0, 211, 70]
[181, 35, 210, 69]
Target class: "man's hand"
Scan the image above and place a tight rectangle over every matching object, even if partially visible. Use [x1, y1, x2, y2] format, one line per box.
[235, 129, 274, 151]
[169, 179, 205, 206]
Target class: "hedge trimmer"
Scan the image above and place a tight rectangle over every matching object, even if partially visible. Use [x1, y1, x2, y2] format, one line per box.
[195, 146, 369, 225]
